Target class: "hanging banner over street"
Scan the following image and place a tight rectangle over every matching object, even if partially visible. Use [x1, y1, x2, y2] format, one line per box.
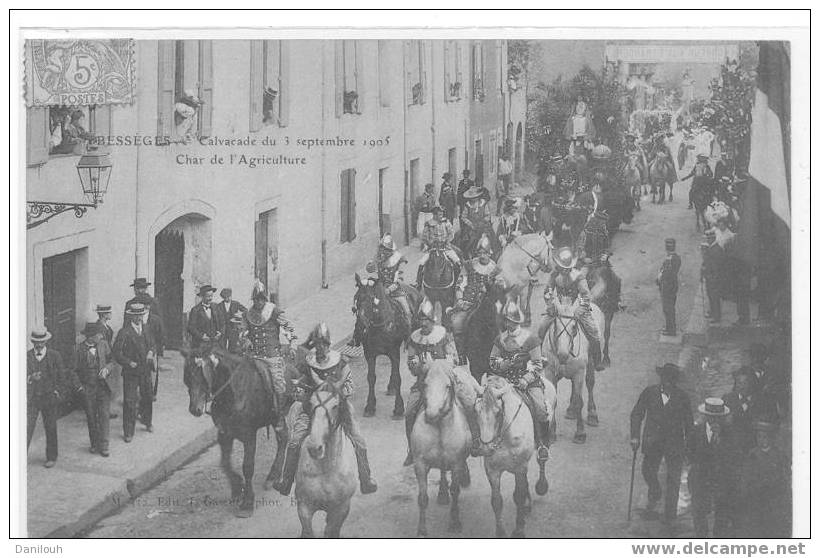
[605, 44, 739, 64]
[24, 39, 136, 107]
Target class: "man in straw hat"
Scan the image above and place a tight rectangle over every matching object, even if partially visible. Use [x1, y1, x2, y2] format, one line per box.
[113, 302, 156, 441]
[27, 327, 75, 468]
[542, 246, 604, 370]
[187, 285, 223, 351]
[688, 396, 735, 537]
[95, 304, 121, 418]
[73, 322, 113, 457]
[630, 363, 693, 528]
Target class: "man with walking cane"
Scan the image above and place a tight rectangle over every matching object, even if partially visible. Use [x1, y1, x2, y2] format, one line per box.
[629, 363, 694, 535]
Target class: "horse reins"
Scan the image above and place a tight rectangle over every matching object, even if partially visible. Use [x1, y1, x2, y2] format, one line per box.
[478, 391, 524, 450]
[547, 314, 580, 360]
[511, 236, 550, 269]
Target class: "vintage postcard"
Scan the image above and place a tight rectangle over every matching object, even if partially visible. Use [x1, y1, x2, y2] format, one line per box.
[11, 11, 810, 547]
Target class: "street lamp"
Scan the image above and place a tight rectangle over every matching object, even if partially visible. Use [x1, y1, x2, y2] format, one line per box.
[27, 145, 113, 229]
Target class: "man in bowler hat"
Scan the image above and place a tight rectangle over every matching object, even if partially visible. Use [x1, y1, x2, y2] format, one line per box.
[124, 277, 162, 324]
[187, 285, 224, 350]
[657, 238, 682, 335]
[215, 288, 247, 350]
[73, 322, 113, 456]
[630, 363, 693, 530]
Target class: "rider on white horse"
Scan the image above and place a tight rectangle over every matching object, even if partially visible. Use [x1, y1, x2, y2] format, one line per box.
[271, 323, 378, 496]
[403, 298, 482, 465]
[415, 206, 461, 290]
[448, 234, 499, 363]
[543, 247, 605, 371]
[488, 300, 551, 464]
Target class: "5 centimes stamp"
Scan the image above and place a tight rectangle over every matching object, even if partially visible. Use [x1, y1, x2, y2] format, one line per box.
[25, 39, 136, 106]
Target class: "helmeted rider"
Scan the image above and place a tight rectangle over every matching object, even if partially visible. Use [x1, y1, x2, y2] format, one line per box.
[243, 280, 296, 360]
[487, 299, 551, 464]
[415, 206, 461, 290]
[349, 233, 412, 346]
[448, 234, 500, 363]
[403, 298, 483, 465]
[542, 246, 604, 371]
[497, 198, 524, 246]
[269, 323, 378, 496]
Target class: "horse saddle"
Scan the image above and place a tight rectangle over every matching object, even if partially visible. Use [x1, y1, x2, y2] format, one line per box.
[252, 355, 288, 398]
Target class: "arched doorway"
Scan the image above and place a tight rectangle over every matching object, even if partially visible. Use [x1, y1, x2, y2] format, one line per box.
[515, 123, 524, 178]
[154, 213, 212, 349]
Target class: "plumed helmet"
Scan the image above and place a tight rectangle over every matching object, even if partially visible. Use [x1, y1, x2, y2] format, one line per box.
[501, 299, 525, 324]
[553, 247, 578, 270]
[251, 279, 268, 302]
[311, 322, 332, 346]
[591, 144, 612, 160]
[380, 233, 396, 250]
[417, 298, 436, 322]
[476, 234, 493, 255]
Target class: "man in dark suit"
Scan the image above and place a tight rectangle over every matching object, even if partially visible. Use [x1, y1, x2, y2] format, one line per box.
[27, 327, 78, 468]
[657, 238, 682, 335]
[95, 303, 121, 419]
[113, 303, 155, 441]
[214, 288, 246, 350]
[688, 397, 735, 537]
[630, 363, 693, 529]
[95, 304, 115, 345]
[749, 342, 786, 421]
[187, 285, 223, 350]
[701, 229, 724, 323]
[456, 169, 475, 215]
[722, 367, 761, 455]
[73, 322, 113, 457]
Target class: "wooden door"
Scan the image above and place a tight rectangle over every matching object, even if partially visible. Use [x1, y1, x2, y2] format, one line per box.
[42, 252, 77, 361]
[155, 229, 185, 349]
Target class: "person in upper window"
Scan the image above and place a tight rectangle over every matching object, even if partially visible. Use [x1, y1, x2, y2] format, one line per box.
[53, 109, 92, 154]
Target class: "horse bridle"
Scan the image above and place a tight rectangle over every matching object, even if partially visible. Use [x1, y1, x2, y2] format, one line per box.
[420, 371, 456, 419]
[511, 236, 551, 270]
[547, 313, 580, 360]
[309, 387, 344, 433]
[476, 388, 524, 451]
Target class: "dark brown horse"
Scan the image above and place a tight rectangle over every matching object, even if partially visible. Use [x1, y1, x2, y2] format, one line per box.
[354, 275, 422, 418]
[456, 281, 507, 382]
[183, 347, 296, 517]
[586, 261, 623, 368]
[420, 248, 459, 316]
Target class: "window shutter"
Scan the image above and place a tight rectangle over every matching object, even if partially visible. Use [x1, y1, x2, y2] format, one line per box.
[26, 107, 49, 166]
[349, 169, 357, 241]
[354, 40, 364, 114]
[334, 40, 344, 118]
[419, 41, 427, 104]
[92, 105, 112, 139]
[378, 40, 390, 107]
[455, 42, 463, 91]
[249, 40, 263, 132]
[279, 41, 290, 126]
[157, 40, 175, 138]
[443, 41, 451, 101]
[198, 40, 214, 137]
[340, 170, 349, 242]
[254, 216, 268, 286]
[404, 41, 412, 106]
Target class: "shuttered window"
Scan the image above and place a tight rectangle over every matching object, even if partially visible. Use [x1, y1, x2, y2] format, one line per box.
[336, 40, 362, 116]
[250, 40, 290, 131]
[472, 41, 486, 101]
[157, 40, 213, 140]
[444, 40, 463, 101]
[340, 169, 357, 243]
[26, 107, 49, 166]
[406, 40, 426, 106]
[198, 40, 214, 137]
[378, 40, 390, 107]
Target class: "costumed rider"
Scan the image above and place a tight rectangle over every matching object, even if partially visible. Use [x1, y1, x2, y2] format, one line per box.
[497, 198, 524, 246]
[415, 206, 461, 290]
[542, 246, 605, 371]
[349, 233, 412, 346]
[403, 298, 483, 465]
[487, 299, 551, 463]
[448, 234, 500, 363]
[271, 323, 378, 496]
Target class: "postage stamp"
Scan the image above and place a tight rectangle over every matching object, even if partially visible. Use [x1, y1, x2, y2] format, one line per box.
[25, 39, 136, 106]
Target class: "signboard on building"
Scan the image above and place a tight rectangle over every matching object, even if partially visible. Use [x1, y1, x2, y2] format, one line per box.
[605, 43, 740, 64]
[24, 39, 136, 106]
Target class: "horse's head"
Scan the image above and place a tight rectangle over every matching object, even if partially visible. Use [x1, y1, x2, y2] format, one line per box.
[357, 280, 394, 328]
[182, 347, 218, 417]
[549, 298, 581, 365]
[422, 360, 456, 424]
[474, 375, 510, 455]
[305, 386, 342, 460]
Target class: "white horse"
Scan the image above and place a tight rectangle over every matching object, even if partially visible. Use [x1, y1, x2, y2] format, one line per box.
[476, 375, 536, 538]
[294, 386, 357, 538]
[496, 232, 553, 325]
[539, 296, 605, 444]
[410, 359, 474, 537]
